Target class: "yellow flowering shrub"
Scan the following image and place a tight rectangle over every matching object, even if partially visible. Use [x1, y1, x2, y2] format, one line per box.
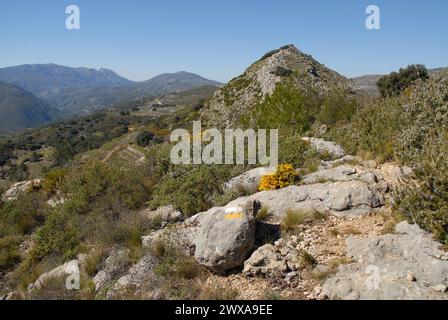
[259, 164, 298, 191]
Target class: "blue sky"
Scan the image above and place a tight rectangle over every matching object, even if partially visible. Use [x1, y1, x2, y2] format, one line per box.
[0, 0, 447, 82]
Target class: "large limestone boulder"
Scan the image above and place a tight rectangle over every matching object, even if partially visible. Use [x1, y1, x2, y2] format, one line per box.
[194, 201, 260, 273]
[1, 179, 42, 202]
[221, 180, 384, 219]
[302, 137, 345, 159]
[321, 222, 448, 300]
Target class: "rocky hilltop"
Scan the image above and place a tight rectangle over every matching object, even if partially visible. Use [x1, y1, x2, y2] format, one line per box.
[201, 45, 352, 127]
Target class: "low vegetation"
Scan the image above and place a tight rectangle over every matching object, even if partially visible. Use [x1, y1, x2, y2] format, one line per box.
[259, 163, 298, 191]
[377, 64, 429, 98]
[327, 71, 448, 243]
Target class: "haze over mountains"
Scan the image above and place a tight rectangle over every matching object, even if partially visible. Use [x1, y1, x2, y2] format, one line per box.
[0, 81, 57, 132]
[0, 64, 221, 132]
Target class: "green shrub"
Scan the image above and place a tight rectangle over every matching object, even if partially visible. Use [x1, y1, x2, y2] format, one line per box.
[326, 71, 448, 242]
[136, 131, 159, 147]
[0, 192, 47, 235]
[31, 209, 80, 261]
[151, 165, 244, 216]
[394, 74, 448, 242]
[316, 90, 358, 126]
[42, 168, 68, 195]
[396, 124, 447, 240]
[277, 131, 319, 170]
[0, 236, 21, 272]
[326, 96, 402, 162]
[377, 64, 429, 98]
[246, 83, 320, 132]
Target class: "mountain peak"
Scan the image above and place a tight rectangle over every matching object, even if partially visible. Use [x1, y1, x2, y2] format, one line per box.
[201, 45, 352, 127]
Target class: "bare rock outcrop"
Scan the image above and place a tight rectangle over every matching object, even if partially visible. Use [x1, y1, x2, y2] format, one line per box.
[106, 255, 161, 300]
[1, 179, 42, 202]
[321, 221, 448, 300]
[302, 137, 346, 160]
[220, 180, 384, 219]
[141, 205, 184, 225]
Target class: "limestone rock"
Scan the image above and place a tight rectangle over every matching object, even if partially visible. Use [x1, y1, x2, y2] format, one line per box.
[92, 249, 130, 292]
[302, 137, 345, 159]
[243, 244, 288, 276]
[219, 180, 384, 219]
[1, 179, 42, 202]
[321, 222, 448, 300]
[194, 201, 259, 273]
[224, 167, 274, 194]
[301, 165, 378, 185]
[29, 259, 80, 291]
[141, 205, 184, 224]
[107, 255, 161, 299]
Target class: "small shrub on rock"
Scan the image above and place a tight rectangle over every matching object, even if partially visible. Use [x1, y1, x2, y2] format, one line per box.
[259, 164, 298, 191]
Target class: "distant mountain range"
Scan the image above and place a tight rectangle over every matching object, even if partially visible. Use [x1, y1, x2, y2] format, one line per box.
[0, 81, 59, 132]
[0, 64, 221, 131]
[43, 71, 221, 115]
[0, 64, 134, 96]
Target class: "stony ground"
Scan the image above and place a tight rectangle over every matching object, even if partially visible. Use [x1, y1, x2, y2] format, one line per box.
[2, 137, 447, 300]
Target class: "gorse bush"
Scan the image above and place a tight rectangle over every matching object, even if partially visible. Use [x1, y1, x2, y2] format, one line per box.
[377, 64, 429, 98]
[259, 164, 298, 191]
